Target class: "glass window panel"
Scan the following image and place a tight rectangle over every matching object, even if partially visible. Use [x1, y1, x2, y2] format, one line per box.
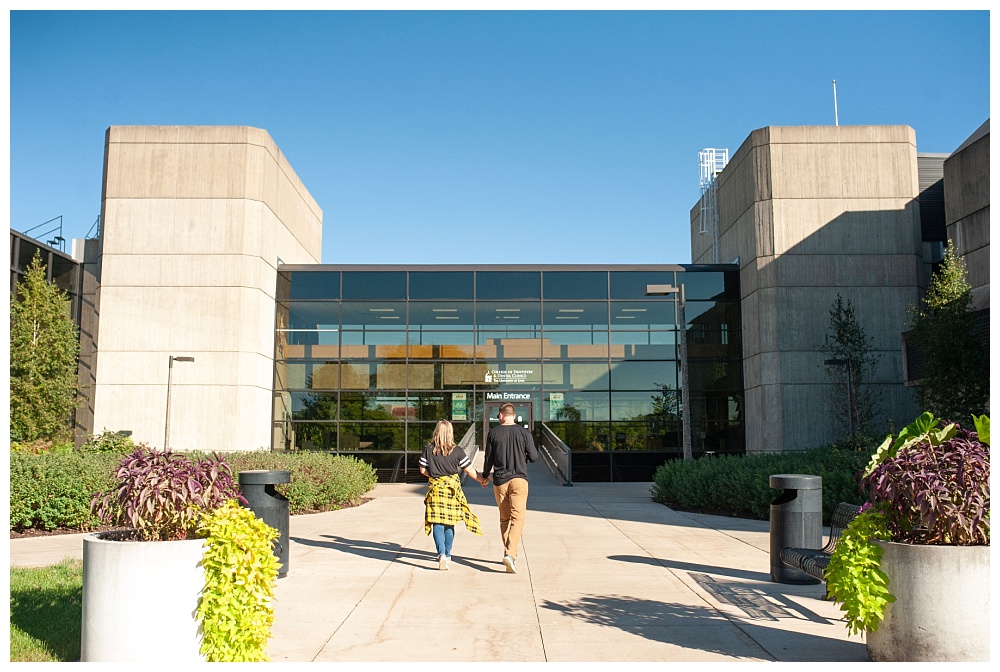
[287, 301, 339, 330]
[375, 363, 407, 389]
[688, 358, 741, 392]
[493, 337, 542, 359]
[340, 331, 407, 347]
[542, 271, 608, 299]
[341, 302, 405, 329]
[291, 391, 338, 420]
[684, 300, 740, 327]
[409, 271, 474, 299]
[408, 422, 475, 452]
[547, 421, 612, 453]
[542, 362, 609, 390]
[338, 392, 409, 421]
[478, 361, 541, 388]
[283, 361, 339, 389]
[610, 271, 677, 299]
[442, 362, 478, 389]
[610, 301, 675, 329]
[408, 363, 436, 389]
[290, 423, 336, 451]
[677, 271, 726, 301]
[621, 343, 677, 360]
[408, 301, 474, 329]
[339, 422, 406, 450]
[477, 302, 541, 331]
[289, 271, 339, 300]
[409, 331, 475, 347]
[476, 271, 541, 299]
[544, 391, 610, 422]
[610, 361, 677, 390]
[341, 363, 373, 389]
[542, 301, 608, 330]
[342, 271, 406, 299]
[542, 332, 610, 359]
[611, 390, 679, 421]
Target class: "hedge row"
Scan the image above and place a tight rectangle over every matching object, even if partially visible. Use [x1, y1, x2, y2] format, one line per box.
[651, 445, 869, 524]
[10, 450, 378, 532]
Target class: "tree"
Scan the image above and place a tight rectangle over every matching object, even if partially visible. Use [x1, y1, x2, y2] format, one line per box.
[10, 250, 80, 442]
[908, 241, 988, 421]
[821, 294, 884, 441]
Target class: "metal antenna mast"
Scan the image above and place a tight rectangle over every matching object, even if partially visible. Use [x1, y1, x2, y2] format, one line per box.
[833, 79, 839, 126]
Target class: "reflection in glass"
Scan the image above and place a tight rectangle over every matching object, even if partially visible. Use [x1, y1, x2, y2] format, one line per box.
[610, 361, 677, 390]
[543, 271, 608, 299]
[542, 301, 608, 329]
[476, 271, 540, 299]
[341, 302, 406, 329]
[476, 302, 542, 331]
[610, 271, 676, 299]
[289, 271, 339, 300]
[609, 301, 675, 329]
[409, 272, 474, 299]
[342, 272, 406, 299]
[542, 362, 610, 390]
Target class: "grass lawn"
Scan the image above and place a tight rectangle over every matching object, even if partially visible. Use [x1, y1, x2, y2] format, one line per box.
[9, 559, 82, 662]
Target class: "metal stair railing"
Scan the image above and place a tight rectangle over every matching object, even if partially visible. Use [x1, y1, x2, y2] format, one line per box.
[538, 423, 573, 486]
[458, 424, 479, 486]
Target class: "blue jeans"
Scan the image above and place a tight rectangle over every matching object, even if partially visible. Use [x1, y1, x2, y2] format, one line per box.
[432, 524, 454, 558]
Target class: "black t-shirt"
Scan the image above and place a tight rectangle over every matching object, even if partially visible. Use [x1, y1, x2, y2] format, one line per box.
[483, 423, 538, 486]
[419, 445, 471, 479]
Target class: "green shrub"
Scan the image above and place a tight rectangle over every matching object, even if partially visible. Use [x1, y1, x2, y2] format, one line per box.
[10, 439, 74, 455]
[10, 452, 119, 531]
[78, 429, 136, 454]
[196, 500, 279, 662]
[221, 451, 378, 514]
[651, 445, 868, 523]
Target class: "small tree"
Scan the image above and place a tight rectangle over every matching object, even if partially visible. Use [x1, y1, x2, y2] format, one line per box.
[908, 241, 988, 421]
[9, 250, 80, 443]
[821, 294, 884, 441]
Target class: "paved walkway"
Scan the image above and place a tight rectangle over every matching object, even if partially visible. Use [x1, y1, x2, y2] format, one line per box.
[9, 460, 869, 662]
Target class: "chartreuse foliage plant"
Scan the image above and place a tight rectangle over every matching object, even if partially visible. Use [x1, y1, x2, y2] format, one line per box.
[825, 508, 894, 636]
[196, 500, 279, 662]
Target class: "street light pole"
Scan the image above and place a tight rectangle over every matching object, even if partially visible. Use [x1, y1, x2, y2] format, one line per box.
[647, 283, 692, 461]
[164, 355, 195, 451]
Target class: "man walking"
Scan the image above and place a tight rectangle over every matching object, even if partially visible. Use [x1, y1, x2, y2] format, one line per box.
[481, 403, 539, 574]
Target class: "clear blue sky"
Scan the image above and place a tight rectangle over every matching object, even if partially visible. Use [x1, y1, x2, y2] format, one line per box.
[8, 9, 990, 265]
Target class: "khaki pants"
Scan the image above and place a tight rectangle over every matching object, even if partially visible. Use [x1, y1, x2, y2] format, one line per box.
[493, 478, 529, 559]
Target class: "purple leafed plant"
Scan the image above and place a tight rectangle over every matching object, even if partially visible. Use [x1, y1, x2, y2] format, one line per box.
[91, 446, 246, 541]
[863, 423, 989, 545]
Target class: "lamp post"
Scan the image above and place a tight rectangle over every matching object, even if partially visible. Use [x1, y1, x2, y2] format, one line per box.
[824, 358, 854, 438]
[164, 356, 195, 451]
[646, 283, 691, 461]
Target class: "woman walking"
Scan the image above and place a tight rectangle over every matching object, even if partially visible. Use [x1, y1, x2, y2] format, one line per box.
[420, 420, 486, 570]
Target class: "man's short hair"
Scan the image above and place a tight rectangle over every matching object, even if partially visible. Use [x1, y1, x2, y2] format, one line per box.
[499, 403, 516, 417]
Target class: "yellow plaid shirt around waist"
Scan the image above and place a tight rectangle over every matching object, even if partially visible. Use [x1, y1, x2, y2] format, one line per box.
[424, 473, 482, 536]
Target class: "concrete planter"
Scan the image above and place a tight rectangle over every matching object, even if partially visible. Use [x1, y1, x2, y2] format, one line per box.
[866, 540, 990, 662]
[81, 531, 206, 662]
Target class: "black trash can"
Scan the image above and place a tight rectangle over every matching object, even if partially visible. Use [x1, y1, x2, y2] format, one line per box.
[238, 470, 291, 578]
[769, 473, 822, 584]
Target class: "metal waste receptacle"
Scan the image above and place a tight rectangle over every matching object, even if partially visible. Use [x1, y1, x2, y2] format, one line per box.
[239, 470, 291, 578]
[769, 473, 822, 584]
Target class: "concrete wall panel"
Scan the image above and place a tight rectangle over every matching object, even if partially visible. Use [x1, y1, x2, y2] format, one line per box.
[771, 199, 921, 256]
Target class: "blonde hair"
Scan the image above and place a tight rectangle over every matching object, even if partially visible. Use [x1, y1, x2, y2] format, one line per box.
[431, 420, 456, 456]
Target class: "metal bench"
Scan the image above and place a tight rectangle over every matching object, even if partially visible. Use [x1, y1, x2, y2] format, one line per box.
[779, 502, 861, 582]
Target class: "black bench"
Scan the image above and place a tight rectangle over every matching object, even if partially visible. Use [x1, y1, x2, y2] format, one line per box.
[779, 502, 861, 582]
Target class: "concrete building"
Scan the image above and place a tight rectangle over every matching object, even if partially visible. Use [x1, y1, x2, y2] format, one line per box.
[943, 119, 989, 312]
[87, 126, 322, 451]
[10, 120, 987, 475]
[690, 125, 929, 453]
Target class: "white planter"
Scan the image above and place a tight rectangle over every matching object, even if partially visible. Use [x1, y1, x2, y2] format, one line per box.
[866, 540, 990, 662]
[81, 531, 207, 662]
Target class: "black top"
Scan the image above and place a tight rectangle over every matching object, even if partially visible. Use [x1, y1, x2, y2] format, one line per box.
[483, 424, 539, 486]
[419, 445, 472, 479]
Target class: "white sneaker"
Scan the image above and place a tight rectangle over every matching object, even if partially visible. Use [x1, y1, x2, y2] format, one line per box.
[439, 554, 450, 571]
[503, 554, 517, 574]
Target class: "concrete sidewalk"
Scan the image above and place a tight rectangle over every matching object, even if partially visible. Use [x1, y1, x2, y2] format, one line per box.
[9, 460, 869, 662]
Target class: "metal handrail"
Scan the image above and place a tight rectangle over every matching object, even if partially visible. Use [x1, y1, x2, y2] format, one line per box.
[538, 423, 573, 486]
[390, 454, 405, 483]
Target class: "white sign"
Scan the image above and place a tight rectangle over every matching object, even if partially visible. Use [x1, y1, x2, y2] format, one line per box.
[483, 368, 534, 384]
[486, 392, 532, 401]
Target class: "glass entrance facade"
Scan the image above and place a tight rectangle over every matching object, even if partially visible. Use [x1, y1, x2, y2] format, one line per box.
[273, 265, 743, 482]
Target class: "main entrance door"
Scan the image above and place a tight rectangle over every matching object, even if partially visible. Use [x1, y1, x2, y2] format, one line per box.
[483, 393, 533, 445]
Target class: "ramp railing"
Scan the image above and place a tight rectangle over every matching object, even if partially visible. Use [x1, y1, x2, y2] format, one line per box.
[538, 423, 573, 486]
